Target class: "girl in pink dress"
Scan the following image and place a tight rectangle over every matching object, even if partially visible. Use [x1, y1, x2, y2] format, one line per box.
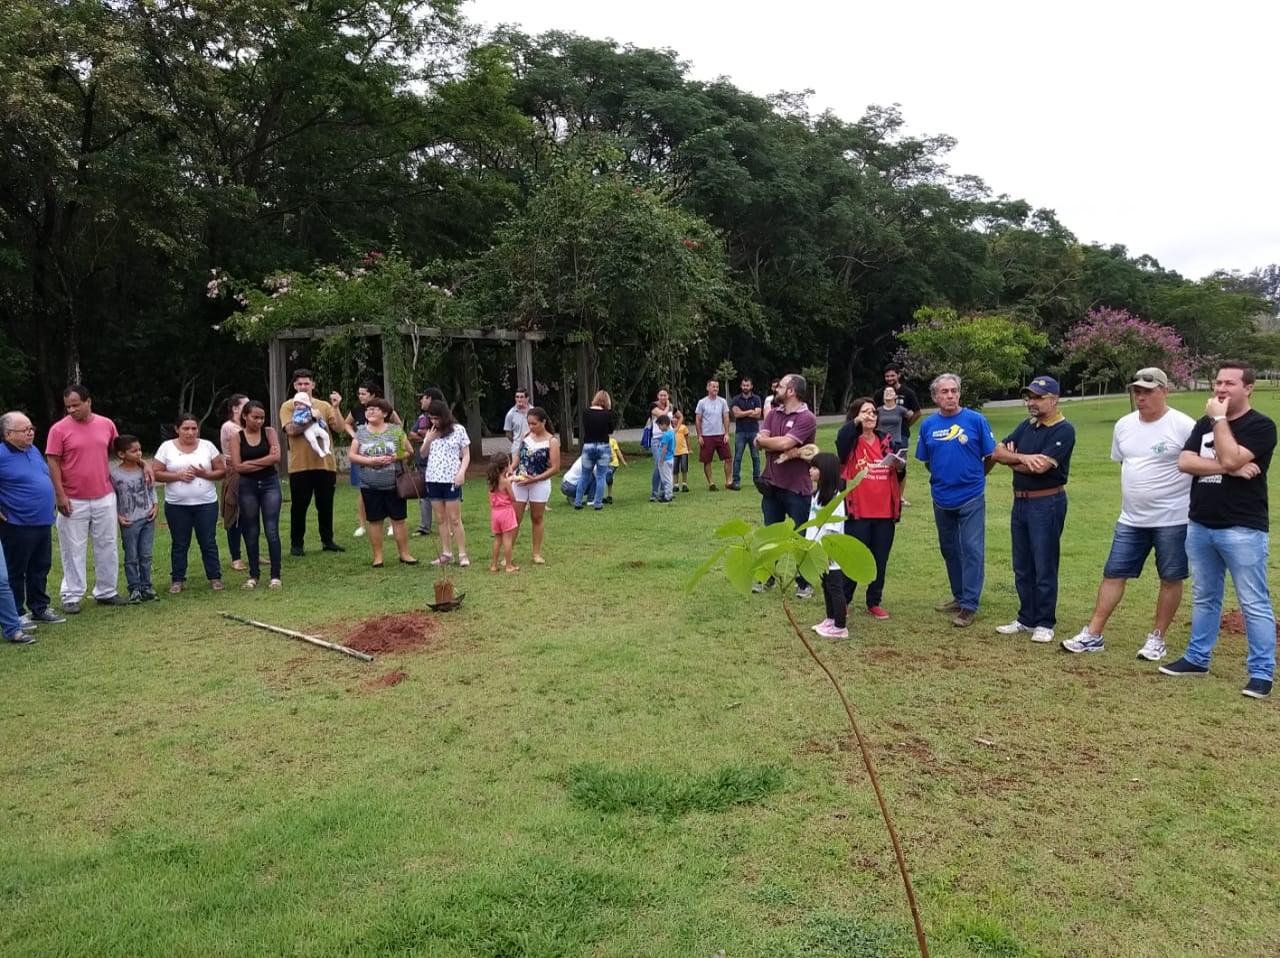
[487, 453, 519, 572]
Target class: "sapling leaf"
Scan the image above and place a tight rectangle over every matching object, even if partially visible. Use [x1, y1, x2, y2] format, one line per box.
[798, 539, 829, 587]
[751, 519, 795, 547]
[714, 518, 752, 539]
[724, 544, 756, 593]
[773, 553, 799, 588]
[685, 544, 729, 592]
[820, 533, 877, 584]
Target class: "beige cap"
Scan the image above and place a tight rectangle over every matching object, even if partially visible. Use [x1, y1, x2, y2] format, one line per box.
[292, 391, 313, 405]
[1130, 368, 1169, 389]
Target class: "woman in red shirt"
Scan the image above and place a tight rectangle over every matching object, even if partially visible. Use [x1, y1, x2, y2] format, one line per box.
[834, 397, 903, 620]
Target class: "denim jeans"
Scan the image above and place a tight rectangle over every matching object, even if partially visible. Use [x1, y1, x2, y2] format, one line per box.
[733, 432, 760, 484]
[933, 494, 986, 611]
[0, 523, 52, 615]
[165, 501, 222, 583]
[576, 442, 611, 508]
[1011, 492, 1068, 628]
[0, 539, 24, 638]
[761, 483, 812, 588]
[238, 473, 282, 580]
[120, 518, 155, 594]
[1184, 521, 1276, 680]
[844, 518, 896, 608]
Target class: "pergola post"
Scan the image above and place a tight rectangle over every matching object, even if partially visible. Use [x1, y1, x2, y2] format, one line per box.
[268, 336, 288, 477]
[515, 335, 534, 396]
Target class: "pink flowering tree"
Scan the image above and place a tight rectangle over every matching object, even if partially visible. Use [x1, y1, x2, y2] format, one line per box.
[1061, 309, 1194, 395]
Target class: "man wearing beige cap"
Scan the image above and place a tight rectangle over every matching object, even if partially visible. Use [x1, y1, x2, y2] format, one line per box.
[1062, 368, 1196, 659]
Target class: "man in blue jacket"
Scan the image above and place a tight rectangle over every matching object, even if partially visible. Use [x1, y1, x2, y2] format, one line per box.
[915, 373, 996, 627]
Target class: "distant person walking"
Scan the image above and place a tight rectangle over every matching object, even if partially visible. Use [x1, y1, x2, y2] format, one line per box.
[729, 377, 764, 490]
[45, 384, 129, 612]
[991, 376, 1076, 644]
[915, 373, 996, 627]
[1162, 362, 1277, 699]
[874, 365, 921, 507]
[695, 379, 731, 490]
[229, 401, 283, 590]
[278, 368, 347, 556]
[1062, 369, 1195, 659]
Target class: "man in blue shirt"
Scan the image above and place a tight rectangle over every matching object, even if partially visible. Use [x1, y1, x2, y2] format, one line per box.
[991, 376, 1076, 644]
[915, 373, 997, 626]
[0, 411, 62, 638]
[729, 377, 764, 490]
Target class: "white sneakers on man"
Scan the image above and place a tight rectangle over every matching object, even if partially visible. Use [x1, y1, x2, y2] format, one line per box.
[997, 620, 1053, 643]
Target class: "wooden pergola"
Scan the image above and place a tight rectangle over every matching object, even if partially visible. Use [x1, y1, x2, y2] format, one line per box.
[267, 323, 544, 473]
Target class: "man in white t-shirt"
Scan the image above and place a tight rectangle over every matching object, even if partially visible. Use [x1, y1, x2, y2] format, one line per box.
[504, 388, 530, 456]
[694, 379, 731, 491]
[1062, 368, 1196, 660]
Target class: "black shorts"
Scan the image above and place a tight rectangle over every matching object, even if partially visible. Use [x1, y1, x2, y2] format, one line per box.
[360, 486, 407, 523]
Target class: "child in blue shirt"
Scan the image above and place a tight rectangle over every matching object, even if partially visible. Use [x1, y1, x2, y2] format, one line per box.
[650, 414, 675, 503]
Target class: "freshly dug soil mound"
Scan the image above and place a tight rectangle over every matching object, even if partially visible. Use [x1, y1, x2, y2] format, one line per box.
[1220, 609, 1280, 640]
[344, 611, 438, 654]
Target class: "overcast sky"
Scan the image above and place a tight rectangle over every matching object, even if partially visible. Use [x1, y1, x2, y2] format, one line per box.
[464, 0, 1279, 280]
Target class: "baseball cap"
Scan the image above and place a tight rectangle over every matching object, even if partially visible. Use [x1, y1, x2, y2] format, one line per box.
[1021, 376, 1060, 397]
[1130, 368, 1169, 389]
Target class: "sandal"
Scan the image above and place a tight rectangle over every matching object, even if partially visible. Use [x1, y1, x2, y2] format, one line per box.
[231, 560, 247, 572]
[430, 554, 454, 566]
[242, 579, 258, 590]
[268, 579, 282, 590]
[532, 554, 546, 565]
[399, 556, 418, 565]
[371, 560, 384, 569]
[168, 582, 185, 594]
[457, 554, 470, 568]
[210, 580, 225, 592]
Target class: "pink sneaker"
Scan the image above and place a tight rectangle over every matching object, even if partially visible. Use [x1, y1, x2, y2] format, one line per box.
[867, 606, 890, 620]
[810, 618, 834, 633]
[816, 623, 849, 639]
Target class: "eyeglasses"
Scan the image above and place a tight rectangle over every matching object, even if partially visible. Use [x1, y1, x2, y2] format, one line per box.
[5, 426, 34, 434]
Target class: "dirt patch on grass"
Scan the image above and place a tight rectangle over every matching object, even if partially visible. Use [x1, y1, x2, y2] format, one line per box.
[344, 611, 440, 655]
[360, 669, 409, 692]
[1220, 609, 1280, 640]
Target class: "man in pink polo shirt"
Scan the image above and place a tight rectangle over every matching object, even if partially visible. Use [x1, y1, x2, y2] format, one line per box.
[45, 384, 129, 612]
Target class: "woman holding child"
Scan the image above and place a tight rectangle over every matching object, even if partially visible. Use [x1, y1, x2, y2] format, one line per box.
[153, 413, 226, 593]
[229, 401, 283, 589]
[834, 397, 902, 620]
[510, 407, 560, 565]
[349, 398, 417, 568]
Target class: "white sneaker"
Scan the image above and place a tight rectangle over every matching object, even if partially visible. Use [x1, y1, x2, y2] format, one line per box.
[353, 526, 366, 538]
[1031, 626, 1055, 644]
[1061, 628, 1105, 654]
[995, 620, 1030, 635]
[795, 585, 814, 600]
[1136, 632, 1167, 662]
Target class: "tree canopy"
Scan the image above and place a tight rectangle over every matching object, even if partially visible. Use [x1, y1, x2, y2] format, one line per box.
[1, 4, 1273, 433]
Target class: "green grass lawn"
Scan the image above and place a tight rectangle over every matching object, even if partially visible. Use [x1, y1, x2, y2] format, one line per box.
[2, 391, 1279, 957]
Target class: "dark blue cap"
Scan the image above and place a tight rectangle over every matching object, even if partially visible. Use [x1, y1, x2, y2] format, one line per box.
[1021, 376, 1060, 396]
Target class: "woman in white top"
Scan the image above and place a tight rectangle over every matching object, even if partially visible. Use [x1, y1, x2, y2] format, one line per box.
[154, 412, 227, 593]
[218, 393, 249, 571]
[419, 399, 472, 567]
[510, 406, 561, 565]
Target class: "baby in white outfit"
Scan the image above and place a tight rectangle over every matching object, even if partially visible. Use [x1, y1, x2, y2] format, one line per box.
[291, 392, 332, 458]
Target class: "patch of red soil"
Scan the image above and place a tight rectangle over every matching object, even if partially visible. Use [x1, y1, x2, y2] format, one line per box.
[1220, 609, 1280, 640]
[344, 611, 439, 655]
[360, 669, 408, 692]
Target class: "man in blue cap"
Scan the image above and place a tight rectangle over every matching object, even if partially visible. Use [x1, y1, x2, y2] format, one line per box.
[991, 375, 1076, 643]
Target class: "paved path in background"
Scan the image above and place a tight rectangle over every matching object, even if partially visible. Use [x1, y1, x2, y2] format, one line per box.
[476, 391, 1132, 455]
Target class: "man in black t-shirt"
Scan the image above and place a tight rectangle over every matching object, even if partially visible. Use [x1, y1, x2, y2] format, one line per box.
[1161, 362, 1276, 699]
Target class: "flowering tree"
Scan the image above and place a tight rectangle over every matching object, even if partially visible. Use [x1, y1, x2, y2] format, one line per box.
[895, 307, 1048, 406]
[211, 252, 456, 408]
[1061, 309, 1193, 394]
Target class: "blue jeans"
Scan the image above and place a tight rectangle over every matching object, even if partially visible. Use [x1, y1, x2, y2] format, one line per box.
[761, 483, 812, 589]
[120, 518, 155, 594]
[1011, 492, 1067, 628]
[165, 501, 222, 583]
[0, 523, 52, 615]
[238, 473, 282, 580]
[1184, 522, 1275, 680]
[733, 432, 760, 485]
[576, 442, 611, 508]
[933, 494, 986, 612]
[0, 540, 25, 638]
